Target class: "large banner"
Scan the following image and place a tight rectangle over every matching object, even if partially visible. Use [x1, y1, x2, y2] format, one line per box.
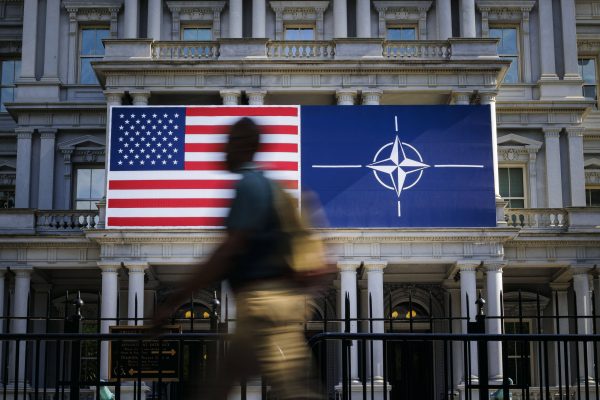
[106, 105, 495, 229]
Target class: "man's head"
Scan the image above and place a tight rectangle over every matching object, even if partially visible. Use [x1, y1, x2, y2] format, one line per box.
[225, 117, 261, 172]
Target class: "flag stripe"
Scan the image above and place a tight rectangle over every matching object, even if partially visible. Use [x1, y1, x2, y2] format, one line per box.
[186, 107, 298, 117]
[108, 189, 236, 199]
[108, 170, 297, 181]
[108, 198, 232, 208]
[109, 179, 298, 191]
[185, 161, 298, 171]
[184, 152, 298, 162]
[109, 208, 229, 218]
[107, 217, 224, 227]
[185, 125, 298, 135]
[184, 143, 298, 153]
[185, 133, 297, 144]
[186, 116, 299, 126]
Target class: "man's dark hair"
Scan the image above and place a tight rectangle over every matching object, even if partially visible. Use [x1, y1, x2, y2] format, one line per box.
[228, 117, 261, 156]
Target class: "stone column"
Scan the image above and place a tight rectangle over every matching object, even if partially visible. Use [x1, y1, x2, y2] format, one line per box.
[334, 0, 347, 38]
[543, 128, 563, 208]
[246, 90, 267, 105]
[131, 90, 150, 106]
[15, 128, 33, 208]
[42, 0, 60, 82]
[445, 284, 464, 390]
[485, 261, 505, 384]
[9, 268, 32, 385]
[567, 127, 586, 207]
[99, 263, 119, 380]
[126, 263, 148, 325]
[20, 0, 38, 80]
[338, 261, 360, 383]
[365, 261, 387, 382]
[124, 0, 139, 38]
[437, 0, 452, 40]
[362, 89, 382, 105]
[229, 0, 243, 38]
[550, 283, 570, 386]
[0, 269, 5, 378]
[538, 0, 558, 81]
[252, 0, 266, 38]
[526, 146, 538, 208]
[459, 0, 476, 38]
[572, 267, 595, 382]
[336, 89, 357, 105]
[458, 261, 479, 382]
[221, 90, 241, 105]
[356, 0, 371, 38]
[38, 129, 57, 209]
[148, 0, 163, 39]
[560, 0, 580, 79]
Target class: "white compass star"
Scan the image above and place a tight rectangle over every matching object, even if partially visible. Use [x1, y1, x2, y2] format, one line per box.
[366, 136, 429, 197]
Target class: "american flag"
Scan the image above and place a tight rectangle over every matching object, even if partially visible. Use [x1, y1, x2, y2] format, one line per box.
[106, 106, 300, 228]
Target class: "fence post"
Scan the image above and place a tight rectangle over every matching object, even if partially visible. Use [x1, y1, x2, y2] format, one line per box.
[65, 291, 84, 400]
[469, 292, 488, 400]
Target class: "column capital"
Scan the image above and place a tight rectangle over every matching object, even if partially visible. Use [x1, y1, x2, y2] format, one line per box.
[336, 89, 357, 105]
[452, 91, 472, 105]
[125, 262, 149, 273]
[11, 267, 33, 278]
[246, 90, 267, 105]
[456, 260, 480, 271]
[220, 89, 242, 105]
[479, 92, 497, 104]
[98, 262, 121, 273]
[361, 89, 383, 105]
[15, 127, 34, 139]
[567, 127, 585, 138]
[543, 127, 562, 137]
[550, 282, 571, 292]
[364, 260, 387, 271]
[484, 261, 506, 272]
[571, 265, 594, 275]
[39, 128, 57, 139]
[337, 260, 361, 271]
[130, 90, 151, 106]
[104, 90, 123, 105]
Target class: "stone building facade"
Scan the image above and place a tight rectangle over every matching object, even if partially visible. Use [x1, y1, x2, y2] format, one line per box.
[0, 0, 600, 398]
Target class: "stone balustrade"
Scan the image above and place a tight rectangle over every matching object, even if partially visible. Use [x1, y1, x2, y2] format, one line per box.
[383, 40, 452, 59]
[35, 210, 99, 232]
[505, 208, 569, 230]
[267, 40, 335, 59]
[151, 41, 220, 60]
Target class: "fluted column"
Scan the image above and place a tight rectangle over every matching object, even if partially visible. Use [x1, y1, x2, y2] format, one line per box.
[252, 0, 266, 37]
[437, 0, 452, 39]
[221, 90, 241, 105]
[20, 0, 38, 80]
[459, 0, 476, 38]
[246, 90, 267, 105]
[38, 129, 57, 209]
[131, 90, 150, 106]
[336, 89, 357, 105]
[338, 261, 360, 382]
[356, 0, 371, 38]
[15, 128, 33, 208]
[550, 283, 569, 386]
[124, 0, 139, 38]
[334, 0, 347, 38]
[572, 267, 594, 382]
[538, 0, 558, 81]
[229, 0, 243, 37]
[560, 0, 580, 79]
[567, 127, 586, 206]
[362, 89, 382, 105]
[126, 263, 148, 325]
[9, 268, 32, 385]
[485, 261, 505, 384]
[543, 128, 563, 208]
[365, 261, 387, 382]
[458, 261, 479, 382]
[42, 0, 60, 82]
[148, 0, 162, 39]
[99, 263, 119, 380]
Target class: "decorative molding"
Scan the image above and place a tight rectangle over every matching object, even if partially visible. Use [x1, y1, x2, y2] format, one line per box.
[269, 1, 329, 40]
[63, 0, 122, 37]
[166, 1, 226, 40]
[577, 37, 600, 55]
[373, 1, 432, 39]
[585, 169, 600, 185]
[0, 40, 21, 56]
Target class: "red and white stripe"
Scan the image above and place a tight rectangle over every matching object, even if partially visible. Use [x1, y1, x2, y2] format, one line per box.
[106, 106, 300, 228]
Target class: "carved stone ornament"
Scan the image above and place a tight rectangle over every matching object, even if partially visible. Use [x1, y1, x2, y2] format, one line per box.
[373, 1, 432, 39]
[63, 0, 122, 37]
[166, 1, 226, 40]
[269, 1, 329, 40]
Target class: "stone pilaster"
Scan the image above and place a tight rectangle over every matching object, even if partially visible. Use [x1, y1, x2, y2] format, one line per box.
[566, 127, 586, 207]
[572, 266, 594, 382]
[356, 0, 371, 38]
[19, 0, 38, 81]
[124, 0, 139, 38]
[252, 0, 266, 37]
[437, 0, 452, 39]
[15, 128, 33, 208]
[148, 0, 162, 39]
[543, 128, 563, 208]
[9, 268, 32, 385]
[38, 129, 57, 209]
[457, 260, 479, 382]
[459, 0, 476, 38]
[333, 0, 347, 38]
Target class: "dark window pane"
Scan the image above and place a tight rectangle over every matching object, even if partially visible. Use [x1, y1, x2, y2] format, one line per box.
[95, 29, 109, 54]
[1, 61, 14, 85]
[510, 199, 525, 208]
[583, 85, 597, 100]
[401, 28, 416, 40]
[502, 28, 518, 54]
[499, 168, 509, 197]
[80, 57, 100, 84]
[588, 189, 600, 206]
[580, 58, 597, 84]
[503, 57, 519, 83]
[196, 28, 212, 41]
[509, 168, 524, 197]
[1, 88, 14, 112]
[76, 169, 92, 198]
[90, 169, 105, 198]
[298, 28, 314, 40]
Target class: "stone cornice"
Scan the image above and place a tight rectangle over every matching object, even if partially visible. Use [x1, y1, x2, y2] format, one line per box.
[476, 0, 535, 15]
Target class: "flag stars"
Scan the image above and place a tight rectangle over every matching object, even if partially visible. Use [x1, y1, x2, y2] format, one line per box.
[141, 125, 146, 130]
[173, 160, 178, 165]
[118, 137, 124, 142]
[174, 113, 179, 118]
[151, 160, 156, 165]
[135, 143, 140, 148]
[173, 149, 178, 153]
[140, 160, 145, 165]
[129, 160, 134, 165]
[129, 149, 134, 153]
[141, 113, 146, 118]
[124, 155, 128, 159]
[124, 143, 129, 148]
[125, 120, 130, 124]
[118, 149, 123, 154]
[130, 113, 135, 118]
[119, 125, 124, 130]
[151, 149, 156, 153]
[136, 119, 140, 124]
[163, 113, 168, 118]
[118, 160, 123, 165]
[119, 114, 124, 118]
[162, 160, 167, 165]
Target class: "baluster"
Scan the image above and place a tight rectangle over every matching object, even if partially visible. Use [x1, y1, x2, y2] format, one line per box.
[557, 213, 564, 227]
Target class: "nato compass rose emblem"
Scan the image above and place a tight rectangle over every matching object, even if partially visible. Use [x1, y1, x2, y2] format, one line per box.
[312, 116, 484, 217]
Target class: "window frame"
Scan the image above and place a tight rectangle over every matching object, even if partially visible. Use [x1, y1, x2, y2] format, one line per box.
[499, 165, 527, 208]
[578, 56, 598, 107]
[283, 24, 316, 41]
[489, 24, 521, 84]
[585, 185, 600, 206]
[78, 25, 110, 85]
[73, 165, 105, 210]
[0, 185, 15, 208]
[503, 319, 534, 387]
[180, 25, 213, 41]
[385, 24, 418, 41]
[0, 59, 19, 112]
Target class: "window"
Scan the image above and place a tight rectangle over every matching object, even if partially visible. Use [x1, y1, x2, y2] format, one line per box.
[579, 58, 597, 102]
[504, 321, 531, 386]
[0, 186, 14, 208]
[284, 26, 315, 40]
[79, 27, 109, 84]
[499, 167, 525, 208]
[182, 27, 212, 41]
[586, 187, 600, 206]
[490, 27, 519, 83]
[74, 167, 104, 210]
[386, 26, 417, 40]
[0, 60, 20, 112]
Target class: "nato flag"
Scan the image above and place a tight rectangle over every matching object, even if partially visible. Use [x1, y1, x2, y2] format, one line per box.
[300, 105, 496, 228]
